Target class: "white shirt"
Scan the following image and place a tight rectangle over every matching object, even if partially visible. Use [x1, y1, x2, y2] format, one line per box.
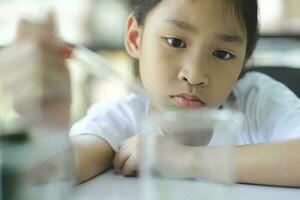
[69, 72, 300, 151]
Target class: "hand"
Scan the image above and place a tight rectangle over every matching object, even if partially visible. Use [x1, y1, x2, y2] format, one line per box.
[0, 13, 71, 132]
[113, 134, 141, 176]
[153, 135, 198, 179]
[113, 134, 198, 178]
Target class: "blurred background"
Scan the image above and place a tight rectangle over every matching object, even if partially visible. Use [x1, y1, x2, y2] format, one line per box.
[0, 0, 299, 131]
[0, 0, 298, 46]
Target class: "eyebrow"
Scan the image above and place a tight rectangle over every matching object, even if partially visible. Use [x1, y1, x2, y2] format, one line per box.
[165, 19, 198, 33]
[215, 33, 244, 44]
[165, 19, 244, 44]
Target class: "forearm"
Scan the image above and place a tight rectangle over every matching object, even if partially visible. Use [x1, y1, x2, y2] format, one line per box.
[70, 135, 114, 183]
[234, 139, 300, 186]
[190, 138, 300, 186]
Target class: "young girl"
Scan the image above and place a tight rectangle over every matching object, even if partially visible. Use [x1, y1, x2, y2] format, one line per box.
[70, 0, 300, 186]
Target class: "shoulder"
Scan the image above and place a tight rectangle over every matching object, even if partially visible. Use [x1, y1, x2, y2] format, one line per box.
[232, 72, 300, 143]
[235, 71, 287, 94]
[70, 93, 150, 135]
[69, 93, 150, 150]
[233, 71, 299, 109]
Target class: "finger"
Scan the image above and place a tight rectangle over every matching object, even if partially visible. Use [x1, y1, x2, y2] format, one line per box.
[15, 16, 59, 49]
[113, 149, 131, 170]
[118, 140, 133, 152]
[119, 134, 140, 150]
[16, 19, 33, 41]
[16, 20, 43, 42]
[117, 139, 139, 162]
[44, 11, 56, 36]
[119, 136, 136, 149]
[1, 49, 68, 98]
[122, 156, 138, 177]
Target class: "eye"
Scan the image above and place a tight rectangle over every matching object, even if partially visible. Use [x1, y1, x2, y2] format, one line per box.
[213, 50, 235, 60]
[164, 37, 187, 48]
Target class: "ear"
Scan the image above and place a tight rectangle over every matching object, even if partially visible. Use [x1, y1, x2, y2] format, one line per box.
[124, 16, 142, 59]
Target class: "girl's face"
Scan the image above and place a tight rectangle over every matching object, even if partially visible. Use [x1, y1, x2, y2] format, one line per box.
[128, 0, 247, 109]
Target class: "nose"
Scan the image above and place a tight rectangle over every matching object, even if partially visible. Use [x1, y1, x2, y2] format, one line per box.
[178, 57, 209, 86]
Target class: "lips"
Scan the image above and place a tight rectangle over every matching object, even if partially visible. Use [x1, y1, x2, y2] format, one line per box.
[170, 94, 204, 109]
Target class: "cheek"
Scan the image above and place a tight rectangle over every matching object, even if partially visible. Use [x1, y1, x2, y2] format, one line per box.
[139, 55, 177, 95]
[209, 63, 243, 104]
[139, 39, 180, 90]
[218, 75, 238, 96]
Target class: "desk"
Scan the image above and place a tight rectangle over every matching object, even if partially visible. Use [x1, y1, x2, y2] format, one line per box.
[71, 170, 300, 200]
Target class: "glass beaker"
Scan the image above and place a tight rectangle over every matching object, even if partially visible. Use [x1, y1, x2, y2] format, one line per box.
[140, 108, 243, 200]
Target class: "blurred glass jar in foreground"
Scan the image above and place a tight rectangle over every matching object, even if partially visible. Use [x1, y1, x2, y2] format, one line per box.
[0, 133, 75, 200]
[140, 109, 244, 200]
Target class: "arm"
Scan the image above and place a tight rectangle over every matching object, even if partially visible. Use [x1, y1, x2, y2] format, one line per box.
[189, 138, 300, 187]
[114, 135, 300, 187]
[234, 139, 300, 186]
[70, 135, 114, 183]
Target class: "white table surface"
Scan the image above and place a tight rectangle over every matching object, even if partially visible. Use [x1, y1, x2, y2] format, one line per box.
[71, 170, 300, 200]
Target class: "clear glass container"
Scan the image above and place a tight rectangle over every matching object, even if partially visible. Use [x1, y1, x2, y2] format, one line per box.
[140, 108, 244, 200]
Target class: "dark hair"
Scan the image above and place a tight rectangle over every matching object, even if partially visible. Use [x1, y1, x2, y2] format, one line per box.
[131, 0, 259, 61]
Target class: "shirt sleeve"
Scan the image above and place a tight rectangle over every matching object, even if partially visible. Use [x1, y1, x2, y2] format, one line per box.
[235, 72, 300, 144]
[69, 94, 148, 151]
[261, 86, 300, 141]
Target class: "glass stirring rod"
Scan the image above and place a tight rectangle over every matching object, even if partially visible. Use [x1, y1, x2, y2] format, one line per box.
[60, 44, 166, 112]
